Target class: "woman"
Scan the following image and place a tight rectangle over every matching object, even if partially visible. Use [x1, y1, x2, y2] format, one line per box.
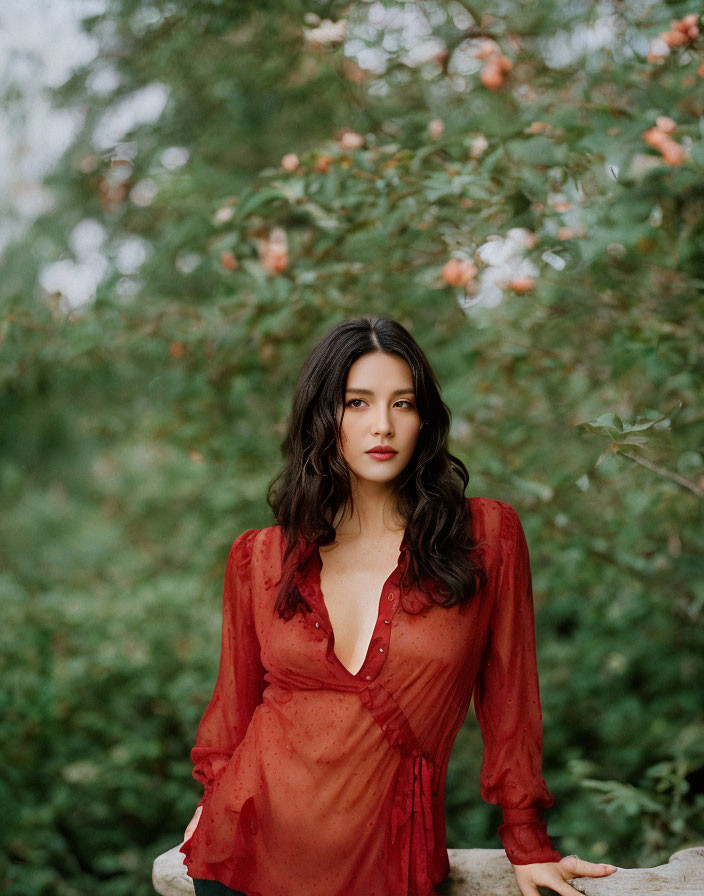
[179, 317, 617, 896]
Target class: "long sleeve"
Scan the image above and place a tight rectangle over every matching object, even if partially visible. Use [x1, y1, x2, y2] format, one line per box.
[190, 528, 265, 808]
[472, 503, 562, 865]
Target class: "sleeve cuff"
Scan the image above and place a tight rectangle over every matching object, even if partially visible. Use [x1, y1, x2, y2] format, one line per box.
[194, 761, 229, 809]
[498, 808, 562, 865]
[196, 778, 215, 808]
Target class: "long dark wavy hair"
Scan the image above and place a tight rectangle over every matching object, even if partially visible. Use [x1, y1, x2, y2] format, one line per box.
[266, 317, 487, 619]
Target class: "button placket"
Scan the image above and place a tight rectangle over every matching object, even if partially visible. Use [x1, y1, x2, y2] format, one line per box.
[370, 590, 397, 672]
[384, 592, 396, 625]
[310, 547, 406, 680]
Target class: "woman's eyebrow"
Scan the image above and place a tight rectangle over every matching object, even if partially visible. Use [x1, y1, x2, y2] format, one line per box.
[345, 387, 415, 396]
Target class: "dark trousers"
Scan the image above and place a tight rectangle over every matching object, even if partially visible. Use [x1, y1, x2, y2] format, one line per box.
[192, 878, 248, 896]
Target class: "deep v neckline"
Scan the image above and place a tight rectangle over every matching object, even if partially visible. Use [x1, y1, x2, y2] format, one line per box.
[313, 529, 408, 678]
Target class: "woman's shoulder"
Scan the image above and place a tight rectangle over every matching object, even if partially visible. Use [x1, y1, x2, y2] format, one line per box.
[226, 527, 260, 568]
[464, 496, 524, 543]
[230, 523, 288, 566]
[465, 494, 519, 520]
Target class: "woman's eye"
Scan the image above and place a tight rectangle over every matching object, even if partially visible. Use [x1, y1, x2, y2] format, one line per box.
[344, 398, 415, 409]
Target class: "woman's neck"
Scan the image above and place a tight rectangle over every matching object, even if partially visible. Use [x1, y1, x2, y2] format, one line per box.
[333, 482, 405, 540]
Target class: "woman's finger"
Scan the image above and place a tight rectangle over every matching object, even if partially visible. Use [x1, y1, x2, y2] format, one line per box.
[183, 805, 203, 842]
[546, 878, 587, 896]
[516, 883, 541, 896]
[513, 865, 559, 896]
[559, 856, 617, 880]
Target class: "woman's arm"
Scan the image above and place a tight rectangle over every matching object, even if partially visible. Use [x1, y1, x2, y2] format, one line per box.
[472, 501, 561, 864]
[190, 527, 265, 808]
[472, 503, 618, 895]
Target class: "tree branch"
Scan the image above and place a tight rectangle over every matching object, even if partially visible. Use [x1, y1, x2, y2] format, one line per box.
[621, 450, 704, 498]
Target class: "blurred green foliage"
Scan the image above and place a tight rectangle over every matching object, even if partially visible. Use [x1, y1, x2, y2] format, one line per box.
[1, 1, 703, 893]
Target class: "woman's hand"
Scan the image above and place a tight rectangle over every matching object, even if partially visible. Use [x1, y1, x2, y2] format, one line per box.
[512, 855, 618, 895]
[182, 805, 203, 843]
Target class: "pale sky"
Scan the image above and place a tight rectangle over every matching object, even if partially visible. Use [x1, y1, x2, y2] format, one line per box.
[0, 0, 103, 249]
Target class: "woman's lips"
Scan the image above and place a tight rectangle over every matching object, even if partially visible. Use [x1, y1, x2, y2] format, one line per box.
[366, 450, 398, 460]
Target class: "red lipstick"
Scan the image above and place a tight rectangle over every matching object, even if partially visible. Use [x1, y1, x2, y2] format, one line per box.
[366, 445, 398, 461]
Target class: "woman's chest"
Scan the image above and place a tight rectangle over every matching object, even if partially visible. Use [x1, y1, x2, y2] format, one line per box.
[254, 574, 486, 687]
[317, 538, 405, 676]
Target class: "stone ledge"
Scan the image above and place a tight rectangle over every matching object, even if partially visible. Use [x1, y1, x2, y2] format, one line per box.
[153, 844, 704, 895]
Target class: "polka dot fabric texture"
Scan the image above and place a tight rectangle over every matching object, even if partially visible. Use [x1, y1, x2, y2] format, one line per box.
[179, 497, 562, 896]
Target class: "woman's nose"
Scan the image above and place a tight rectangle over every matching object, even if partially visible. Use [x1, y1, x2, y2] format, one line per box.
[371, 409, 393, 435]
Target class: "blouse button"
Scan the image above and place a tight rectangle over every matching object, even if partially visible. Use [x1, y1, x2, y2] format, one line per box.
[314, 621, 320, 628]
[365, 675, 371, 681]
[387, 593, 394, 601]
[384, 619, 390, 624]
[379, 647, 384, 653]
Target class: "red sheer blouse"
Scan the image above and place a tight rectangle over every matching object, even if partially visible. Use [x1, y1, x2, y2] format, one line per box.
[179, 496, 562, 896]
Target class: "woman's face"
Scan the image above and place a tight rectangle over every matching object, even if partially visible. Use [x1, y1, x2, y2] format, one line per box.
[339, 352, 422, 488]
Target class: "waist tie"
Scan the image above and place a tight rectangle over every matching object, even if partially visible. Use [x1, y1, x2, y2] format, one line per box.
[358, 683, 437, 896]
